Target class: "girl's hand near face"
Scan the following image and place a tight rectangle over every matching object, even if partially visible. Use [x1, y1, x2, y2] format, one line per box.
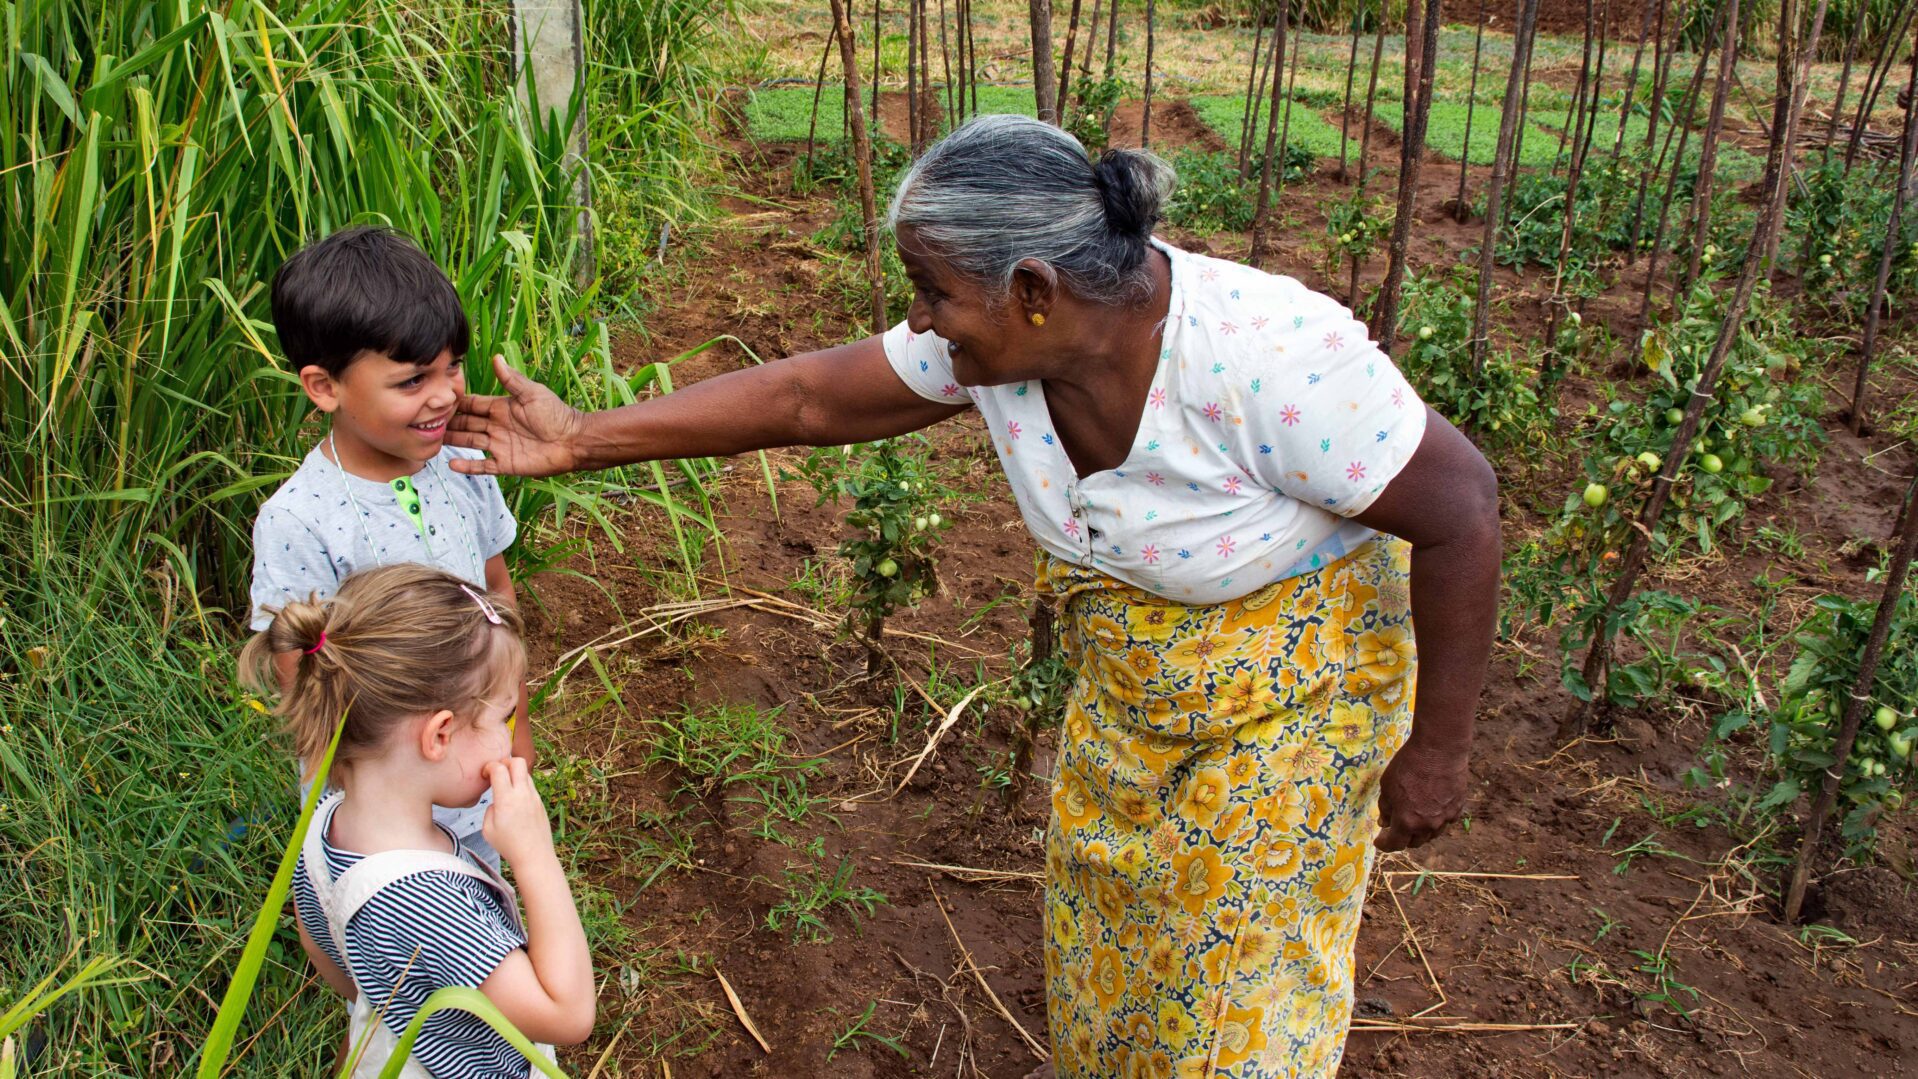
[480, 757, 556, 868]
[473, 755, 596, 1045]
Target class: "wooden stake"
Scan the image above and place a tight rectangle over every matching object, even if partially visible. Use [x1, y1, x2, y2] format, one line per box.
[1356, 2, 1386, 195]
[938, 0, 955, 128]
[1141, 0, 1158, 147]
[1238, 4, 1273, 178]
[1248, 0, 1291, 268]
[1082, 0, 1103, 96]
[1057, 0, 1084, 119]
[1372, 0, 1444, 353]
[1103, 0, 1119, 78]
[1504, 30, 1538, 230]
[1541, 0, 1605, 379]
[1275, 13, 1303, 178]
[1848, 20, 1918, 434]
[1676, 0, 1740, 305]
[804, 21, 842, 171]
[1471, 0, 1540, 376]
[1623, 0, 1673, 266]
[1338, 2, 1363, 182]
[830, 0, 888, 333]
[907, 0, 921, 151]
[1758, 0, 1833, 269]
[1632, 8, 1720, 336]
[970, 0, 982, 112]
[1454, 0, 1487, 219]
[1031, 0, 1059, 124]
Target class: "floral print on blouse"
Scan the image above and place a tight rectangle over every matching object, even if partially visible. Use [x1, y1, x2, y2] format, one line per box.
[881, 239, 1429, 603]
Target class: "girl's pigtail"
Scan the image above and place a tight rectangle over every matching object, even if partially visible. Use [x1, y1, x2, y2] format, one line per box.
[239, 594, 350, 765]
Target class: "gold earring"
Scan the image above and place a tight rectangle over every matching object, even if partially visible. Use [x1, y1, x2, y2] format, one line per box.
[1030, 312, 1046, 327]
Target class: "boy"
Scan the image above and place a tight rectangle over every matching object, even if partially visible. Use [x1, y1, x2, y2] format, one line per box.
[249, 226, 532, 867]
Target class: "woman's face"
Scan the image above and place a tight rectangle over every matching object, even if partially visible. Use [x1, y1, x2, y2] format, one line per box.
[897, 229, 1039, 387]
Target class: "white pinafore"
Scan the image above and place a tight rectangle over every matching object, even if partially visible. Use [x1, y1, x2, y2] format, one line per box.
[302, 792, 555, 1078]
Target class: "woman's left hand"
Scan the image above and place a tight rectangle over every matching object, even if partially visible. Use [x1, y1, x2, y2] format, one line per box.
[1375, 744, 1471, 851]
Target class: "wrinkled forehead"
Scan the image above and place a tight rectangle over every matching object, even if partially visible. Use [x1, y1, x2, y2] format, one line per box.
[894, 226, 957, 284]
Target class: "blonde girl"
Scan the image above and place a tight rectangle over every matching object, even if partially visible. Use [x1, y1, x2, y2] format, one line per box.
[242, 564, 593, 1078]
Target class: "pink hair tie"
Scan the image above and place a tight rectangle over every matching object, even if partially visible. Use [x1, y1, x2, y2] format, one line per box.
[303, 631, 328, 655]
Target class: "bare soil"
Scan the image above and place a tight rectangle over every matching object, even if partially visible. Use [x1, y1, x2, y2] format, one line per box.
[523, 101, 1918, 1078]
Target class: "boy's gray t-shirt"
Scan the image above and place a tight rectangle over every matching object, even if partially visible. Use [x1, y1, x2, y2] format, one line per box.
[249, 443, 517, 630]
[250, 442, 517, 852]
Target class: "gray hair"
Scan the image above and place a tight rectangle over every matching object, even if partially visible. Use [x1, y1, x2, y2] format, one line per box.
[886, 114, 1177, 307]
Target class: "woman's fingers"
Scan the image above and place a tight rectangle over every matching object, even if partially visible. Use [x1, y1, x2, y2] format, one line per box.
[490, 353, 531, 394]
[450, 393, 503, 428]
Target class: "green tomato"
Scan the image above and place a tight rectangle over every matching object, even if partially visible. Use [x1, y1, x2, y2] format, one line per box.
[914, 516, 929, 530]
[1636, 452, 1662, 472]
[1739, 407, 1766, 428]
[928, 512, 942, 527]
[1419, 325, 1434, 340]
[1700, 453, 1724, 474]
[1856, 756, 1877, 776]
[1875, 705, 1899, 731]
[1887, 731, 1912, 760]
[1583, 483, 1609, 508]
[1887, 789, 1906, 810]
[1665, 408, 1685, 425]
[875, 558, 899, 578]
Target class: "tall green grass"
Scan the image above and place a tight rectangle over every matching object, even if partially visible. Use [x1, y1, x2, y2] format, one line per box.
[1, 0, 721, 1073]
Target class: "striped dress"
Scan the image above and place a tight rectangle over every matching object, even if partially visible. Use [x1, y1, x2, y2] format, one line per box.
[293, 798, 531, 1078]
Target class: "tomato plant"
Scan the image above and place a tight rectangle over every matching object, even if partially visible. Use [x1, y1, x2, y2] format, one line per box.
[1790, 155, 1918, 320]
[796, 435, 953, 676]
[1067, 75, 1125, 152]
[1322, 189, 1392, 279]
[1552, 285, 1825, 563]
[1724, 589, 1918, 857]
[1395, 269, 1550, 446]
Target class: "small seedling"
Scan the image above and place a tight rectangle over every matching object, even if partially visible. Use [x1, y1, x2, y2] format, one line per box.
[828, 1001, 908, 1060]
[766, 858, 887, 943]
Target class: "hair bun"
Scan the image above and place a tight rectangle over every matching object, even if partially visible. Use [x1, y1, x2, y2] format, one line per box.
[1093, 148, 1173, 238]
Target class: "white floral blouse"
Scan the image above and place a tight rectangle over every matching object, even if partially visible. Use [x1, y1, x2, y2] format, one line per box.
[882, 239, 1428, 603]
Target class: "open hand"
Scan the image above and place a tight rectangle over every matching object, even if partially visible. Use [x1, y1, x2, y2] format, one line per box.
[1375, 744, 1471, 851]
[480, 757, 556, 866]
[447, 355, 586, 478]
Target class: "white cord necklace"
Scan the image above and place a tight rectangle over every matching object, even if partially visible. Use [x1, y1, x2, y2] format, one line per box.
[324, 434, 484, 580]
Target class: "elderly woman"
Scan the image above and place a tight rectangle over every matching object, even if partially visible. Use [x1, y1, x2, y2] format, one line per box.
[450, 115, 1499, 1077]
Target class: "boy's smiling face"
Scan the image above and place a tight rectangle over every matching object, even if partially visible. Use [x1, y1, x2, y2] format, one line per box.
[300, 348, 465, 480]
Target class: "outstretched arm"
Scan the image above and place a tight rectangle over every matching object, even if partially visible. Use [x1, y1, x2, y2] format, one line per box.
[1352, 406, 1502, 852]
[447, 336, 968, 477]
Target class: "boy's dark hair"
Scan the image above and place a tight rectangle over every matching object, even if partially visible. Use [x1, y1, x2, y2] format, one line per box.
[270, 226, 469, 376]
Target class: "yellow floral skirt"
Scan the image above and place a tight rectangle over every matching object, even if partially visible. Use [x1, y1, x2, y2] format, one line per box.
[1038, 536, 1416, 1079]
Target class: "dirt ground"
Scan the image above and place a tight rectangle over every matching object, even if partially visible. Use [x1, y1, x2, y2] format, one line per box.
[518, 97, 1918, 1077]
